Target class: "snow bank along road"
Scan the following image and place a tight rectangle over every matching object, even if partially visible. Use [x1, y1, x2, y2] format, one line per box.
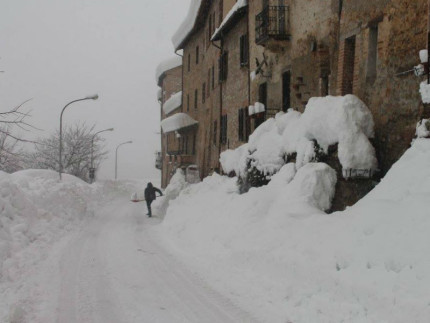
[54, 198, 257, 323]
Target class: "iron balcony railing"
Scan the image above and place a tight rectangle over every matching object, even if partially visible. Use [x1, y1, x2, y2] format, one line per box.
[255, 5, 290, 45]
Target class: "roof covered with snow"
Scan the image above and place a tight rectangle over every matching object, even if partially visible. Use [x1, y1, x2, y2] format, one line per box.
[163, 91, 182, 116]
[172, 0, 205, 50]
[161, 112, 198, 133]
[211, 0, 248, 41]
[155, 56, 182, 86]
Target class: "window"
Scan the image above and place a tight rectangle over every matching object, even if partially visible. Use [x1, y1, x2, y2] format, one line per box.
[187, 94, 190, 112]
[192, 134, 196, 155]
[188, 54, 191, 72]
[209, 12, 215, 35]
[207, 68, 211, 97]
[218, 2, 222, 26]
[213, 120, 218, 145]
[238, 107, 250, 142]
[282, 71, 291, 112]
[240, 34, 249, 67]
[219, 51, 228, 82]
[220, 115, 227, 145]
[367, 24, 378, 83]
[208, 15, 212, 41]
[340, 36, 356, 95]
[212, 65, 215, 89]
[194, 89, 198, 110]
[202, 83, 206, 104]
[196, 46, 199, 64]
[320, 75, 329, 96]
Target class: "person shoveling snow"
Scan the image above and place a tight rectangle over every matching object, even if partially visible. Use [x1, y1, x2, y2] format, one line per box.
[144, 182, 163, 217]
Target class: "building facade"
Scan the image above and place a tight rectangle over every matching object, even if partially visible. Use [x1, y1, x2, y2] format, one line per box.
[157, 0, 429, 190]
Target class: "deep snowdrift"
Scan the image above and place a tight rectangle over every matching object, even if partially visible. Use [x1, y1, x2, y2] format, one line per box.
[158, 138, 430, 322]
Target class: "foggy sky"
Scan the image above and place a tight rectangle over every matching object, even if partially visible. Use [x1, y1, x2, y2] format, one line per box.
[0, 0, 191, 180]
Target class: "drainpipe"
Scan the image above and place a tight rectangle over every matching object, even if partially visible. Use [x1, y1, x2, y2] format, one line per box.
[428, 0, 430, 84]
[219, 38, 224, 171]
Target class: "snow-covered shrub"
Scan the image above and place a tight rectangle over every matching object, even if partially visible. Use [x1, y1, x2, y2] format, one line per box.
[221, 95, 376, 192]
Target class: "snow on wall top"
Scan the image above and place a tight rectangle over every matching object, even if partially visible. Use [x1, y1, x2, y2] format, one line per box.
[220, 95, 377, 177]
[155, 56, 182, 85]
[172, 0, 203, 50]
[161, 112, 198, 133]
[163, 91, 182, 115]
[211, 0, 248, 41]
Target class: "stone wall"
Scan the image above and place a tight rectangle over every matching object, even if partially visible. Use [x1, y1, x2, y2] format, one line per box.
[220, 14, 250, 150]
[338, 0, 427, 174]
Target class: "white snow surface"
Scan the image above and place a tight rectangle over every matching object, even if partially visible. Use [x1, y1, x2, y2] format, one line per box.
[416, 119, 430, 138]
[155, 56, 182, 84]
[419, 80, 430, 103]
[2, 138, 430, 322]
[172, 0, 202, 50]
[221, 95, 377, 177]
[248, 101, 265, 116]
[153, 168, 188, 217]
[162, 91, 182, 115]
[160, 112, 198, 133]
[419, 49, 428, 63]
[159, 138, 430, 322]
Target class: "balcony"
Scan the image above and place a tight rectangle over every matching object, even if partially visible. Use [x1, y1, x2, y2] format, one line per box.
[255, 6, 290, 46]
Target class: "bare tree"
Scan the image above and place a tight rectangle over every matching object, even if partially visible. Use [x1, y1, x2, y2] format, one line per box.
[29, 123, 108, 182]
[0, 100, 36, 173]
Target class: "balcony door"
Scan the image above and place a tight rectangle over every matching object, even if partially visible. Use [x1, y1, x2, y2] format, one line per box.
[277, 0, 286, 34]
[282, 71, 291, 112]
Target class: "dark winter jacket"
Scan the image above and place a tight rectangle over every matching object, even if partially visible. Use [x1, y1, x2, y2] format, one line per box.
[144, 182, 162, 202]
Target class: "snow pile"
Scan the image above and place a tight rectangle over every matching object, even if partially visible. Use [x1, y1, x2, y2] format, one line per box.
[153, 169, 187, 217]
[248, 101, 265, 116]
[221, 95, 377, 178]
[159, 138, 430, 322]
[163, 91, 182, 115]
[419, 80, 430, 103]
[161, 112, 198, 133]
[211, 0, 248, 41]
[155, 56, 182, 85]
[0, 170, 96, 280]
[416, 119, 430, 138]
[419, 49, 428, 63]
[172, 0, 202, 49]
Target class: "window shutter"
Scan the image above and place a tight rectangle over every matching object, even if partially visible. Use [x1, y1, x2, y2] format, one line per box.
[238, 108, 244, 141]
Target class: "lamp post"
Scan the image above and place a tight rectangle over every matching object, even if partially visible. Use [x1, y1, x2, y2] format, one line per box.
[90, 127, 114, 183]
[59, 94, 98, 180]
[115, 141, 132, 180]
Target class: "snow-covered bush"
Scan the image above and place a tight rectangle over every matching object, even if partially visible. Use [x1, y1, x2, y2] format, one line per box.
[221, 95, 377, 192]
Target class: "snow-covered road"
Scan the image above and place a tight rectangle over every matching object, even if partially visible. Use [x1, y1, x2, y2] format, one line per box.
[54, 199, 255, 323]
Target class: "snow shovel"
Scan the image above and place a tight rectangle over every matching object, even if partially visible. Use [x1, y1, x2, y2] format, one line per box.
[130, 192, 145, 203]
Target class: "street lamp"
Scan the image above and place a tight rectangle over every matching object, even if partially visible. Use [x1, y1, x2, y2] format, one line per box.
[90, 127, 114, 183]
[115, 140, 132, 180]
[59, 94, 98, 180]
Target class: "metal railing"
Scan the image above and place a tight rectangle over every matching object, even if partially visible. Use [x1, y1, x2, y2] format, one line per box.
[255, 5, 290, 45]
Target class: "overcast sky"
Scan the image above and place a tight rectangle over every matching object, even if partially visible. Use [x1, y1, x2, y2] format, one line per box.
[0, 0, 191, 181]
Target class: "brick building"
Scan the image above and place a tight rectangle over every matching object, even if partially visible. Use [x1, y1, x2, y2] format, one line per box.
[156, 56, 187, 188]
[157, 0, 429, 189]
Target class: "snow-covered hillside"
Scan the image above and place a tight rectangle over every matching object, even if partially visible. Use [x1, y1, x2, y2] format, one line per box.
[156, 138, 430, 322]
